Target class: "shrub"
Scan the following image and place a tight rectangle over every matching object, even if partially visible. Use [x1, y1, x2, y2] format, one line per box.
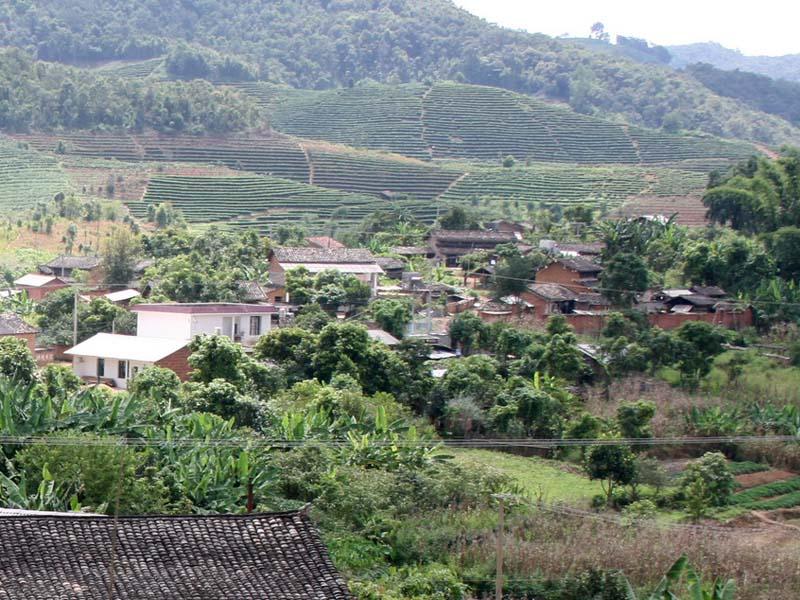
[680, 452, 735, 507]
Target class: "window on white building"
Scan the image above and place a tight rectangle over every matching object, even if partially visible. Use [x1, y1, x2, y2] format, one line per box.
[249, 315, 262, 336]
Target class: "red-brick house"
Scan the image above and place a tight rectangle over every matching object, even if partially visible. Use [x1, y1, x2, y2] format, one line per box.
[14, 274, 69, 301]
[0, 313, 38, 353]
[535, 256, 603, 293]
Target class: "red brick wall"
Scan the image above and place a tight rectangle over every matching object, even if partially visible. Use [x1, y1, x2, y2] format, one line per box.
[19, 283, 68, 302]
[1, 332, 37, 354]
[535, 263, 591, 292]
[155, 346, 192, 381]
[648, 308, 753, 331]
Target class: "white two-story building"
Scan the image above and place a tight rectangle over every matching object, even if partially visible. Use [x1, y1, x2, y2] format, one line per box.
[66, 303, 277, 389]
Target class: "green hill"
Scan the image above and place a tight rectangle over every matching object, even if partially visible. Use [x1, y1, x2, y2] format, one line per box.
[252, 82, 756, 165]
[4, 0, 800, 146]
[669, 43, 800, 82]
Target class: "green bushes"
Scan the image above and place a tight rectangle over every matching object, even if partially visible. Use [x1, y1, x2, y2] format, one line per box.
[727, 461, 770, 476]
[739, 491, 800, 511]
[730, 477, 800, 506]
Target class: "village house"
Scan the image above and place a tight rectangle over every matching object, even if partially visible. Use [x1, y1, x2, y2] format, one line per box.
[131, 303, 276, 345]
[66, 303, 277, 387]
[520, 283, 579, 319]
[0, 312, 38, 353]
[0, 509, 352, 599]
[13, 273, 69, 301]
[66, 333, 191, 388]
[103, 288, 140, 306]
[376, 256, 405, 279]
[39, 255, 103, 282]
[429, 230, 520, 267]
[487, 219, 532, 235]
[535, 256, 603, 293]
[269, 247, 384, 299]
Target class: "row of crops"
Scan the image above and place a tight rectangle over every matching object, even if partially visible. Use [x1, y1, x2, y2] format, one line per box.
[236, 83, 431, 160]
[307, 146, 462, 201]
[14, 131, 472, 203]
[439, 164, 708, 207]
[0, 137, 69, 212]
[729, 476, 800, 511]
[238, 81, 756, 167]
[132, 175, 400, 232]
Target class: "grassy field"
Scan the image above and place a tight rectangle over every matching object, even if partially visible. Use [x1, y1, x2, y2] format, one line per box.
[449, 449, 604, 505]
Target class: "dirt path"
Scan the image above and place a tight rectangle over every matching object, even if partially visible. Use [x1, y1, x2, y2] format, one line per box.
[754, 143, 780, 159]
[752, 510, 800, 533]
[736, 470, 796, 489]
[297, 141, 314, 185]
[420, 86, 434, 160]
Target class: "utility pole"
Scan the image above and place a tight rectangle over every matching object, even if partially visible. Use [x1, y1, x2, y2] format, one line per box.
[72, 288, 79, 346]
[495, 495, 505, 600]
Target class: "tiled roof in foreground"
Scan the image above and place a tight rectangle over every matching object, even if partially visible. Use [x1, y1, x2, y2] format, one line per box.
[0, 510, 351, 600]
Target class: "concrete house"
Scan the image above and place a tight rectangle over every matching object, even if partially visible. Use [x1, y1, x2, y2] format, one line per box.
[131, 303, 277, 345]
[66, 333, 191, 389]
[13, 274, 69, 301]
[269, 247, 384, 299]
[67, 303, 277, 388]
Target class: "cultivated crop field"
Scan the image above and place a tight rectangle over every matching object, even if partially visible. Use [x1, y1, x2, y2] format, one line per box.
[613, 195, 710, 226]
[131, 174, 404, 233]
[439, 163, 708, 208]
[240, 81, 757, 166]
[0, 137, 70, 211]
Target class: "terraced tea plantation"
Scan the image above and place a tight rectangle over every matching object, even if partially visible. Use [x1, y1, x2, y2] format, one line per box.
[241, 81, 757, 166]
[439, 164, 708, 208]
[14, 133, 311, 182]
[0, 137, 70, 212]
[306, 144, 462, 200]
[236, 83, 431, 160]
[132, 174, 400, 233]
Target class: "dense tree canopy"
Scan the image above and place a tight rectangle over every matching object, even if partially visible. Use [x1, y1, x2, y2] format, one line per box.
[0, 49, 259, 133]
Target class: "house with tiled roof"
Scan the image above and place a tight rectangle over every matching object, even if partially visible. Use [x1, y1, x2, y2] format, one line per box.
[269, 247, 383, 297]
[0, 509, 352, 599]
[39, 255, 104, 282]
[429, 229, 520, 267]
[307, 236, 346, 250]
[535, 256, 603, 293]
[0, 312, 39, 353]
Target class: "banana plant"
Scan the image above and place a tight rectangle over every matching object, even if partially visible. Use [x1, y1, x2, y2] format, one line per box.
[624, 555, 736, 600]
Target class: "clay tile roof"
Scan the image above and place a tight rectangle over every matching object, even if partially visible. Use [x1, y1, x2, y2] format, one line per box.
[555, 256, 603, 274]
[376, 257, 405, 270]
[273, 247, 378, 264]
[237, 280, 269, 302]
[527, 283, 578, 302]
[0, 510, 352, 599]
[0, 312, 38, 335]
[391, 246, 431, 256]
[306, 236, 346, 250]
[44, 255, 103, 270]
[431, 230, 518, 243]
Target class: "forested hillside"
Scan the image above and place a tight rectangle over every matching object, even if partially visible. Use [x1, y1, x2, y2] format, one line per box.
[2, 0, 800, 145]
[670, 42, 800, 82]
[686, 63, 800, 127]
[0, 49, 258, 133]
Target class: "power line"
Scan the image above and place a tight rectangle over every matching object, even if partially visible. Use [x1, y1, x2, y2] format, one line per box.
[0, 435, 795, 449]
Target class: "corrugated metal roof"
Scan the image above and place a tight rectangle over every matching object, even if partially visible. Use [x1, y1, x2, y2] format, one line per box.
[104, 289, 140, 303]
[66, 333, 187, 362]
[14, 274, 65, 288]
